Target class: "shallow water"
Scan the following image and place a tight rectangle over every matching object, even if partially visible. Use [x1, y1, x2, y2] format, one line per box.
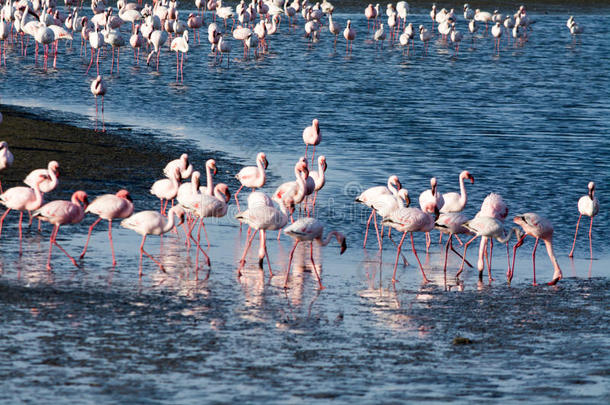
[1, 2, 610, 403]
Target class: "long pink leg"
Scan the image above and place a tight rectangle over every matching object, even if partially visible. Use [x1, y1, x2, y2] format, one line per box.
[18, 212, 23, 256]
[53, 237, 79, 268]
[80, 217, 102, 259]
[443, 234, 451, 274]
[411, 233, 430, 283]
[510, 234, 527, 282]
[363, 209, 375, 248]
[234, 185, 244, 212]
[176, 51, 179, 82]
[237, 228, 258, 277]
[392, 231, 408, 282]
[531, 237, 539, 286]
[110, 47, 114, 74]
[372, 210, 382, 249]
[101, 95, 105, 133]
[0, 208, 11, 237]
[46, 225, 59, 270]
[139, 235, 165, 273]
[309, 242, 324, 290]
[488, 239, 494, 281]
[588, 217, 594, 259]
[108, 219, 116, 266]
[568, 214, 582, 257]
[457, 234, 479, 277]
[284, 240, 299, 288]
[117, 48, 120, 75]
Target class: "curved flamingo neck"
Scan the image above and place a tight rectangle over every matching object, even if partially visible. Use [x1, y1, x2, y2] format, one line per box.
[322, 231, 343, 247]
[163, 208, 181, 233]
[458, 174, 468, 209]
[387, 179, 399, 196]
[205, 164, 214, 196]
[28, 180, 45, 210]
[293, 166, 306, 204]
[256, 156, 266, 182]
[317, 160, 325, 184]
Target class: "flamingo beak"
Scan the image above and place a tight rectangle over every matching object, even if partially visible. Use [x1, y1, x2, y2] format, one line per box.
[213, 166, 218, 175]
[405, 195, 411, 207]
[263, 158, 269, 169]
[469, 174, 474, 184]
[340, 239, 347, 254]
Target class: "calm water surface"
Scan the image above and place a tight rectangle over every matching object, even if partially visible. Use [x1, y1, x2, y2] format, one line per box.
[1, 2, 609, 403]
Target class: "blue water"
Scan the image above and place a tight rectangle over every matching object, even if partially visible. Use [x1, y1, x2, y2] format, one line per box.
[1, 2, 610, 403]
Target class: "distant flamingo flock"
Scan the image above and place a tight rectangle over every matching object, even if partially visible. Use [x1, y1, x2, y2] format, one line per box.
[0, 112, 601, 288]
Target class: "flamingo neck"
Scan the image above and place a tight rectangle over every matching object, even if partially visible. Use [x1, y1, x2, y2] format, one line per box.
[205, 165, 214, 196]
[387, 179, 399, 196]
[163, 209, 180, 234]
[293, 167, 306, 203]
[322, 230, 341, 247]
[458, 174, 468, 209]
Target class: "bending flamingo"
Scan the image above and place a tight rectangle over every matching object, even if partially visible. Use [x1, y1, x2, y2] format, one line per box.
[283, 217, 347, 290]
[356, 175, 402, 249]
[150, 166, 182, 215]
[33, 190, 89, 270]
[120, 205, 187, 276]
[163, 153, 194, 181]
[511, 213, 563, 285]
[79, 189, 134, 265]
[569, 181, 599, 259]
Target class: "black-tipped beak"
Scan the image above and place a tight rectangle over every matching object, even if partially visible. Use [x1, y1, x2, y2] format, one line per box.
[340, 240, 347, 254]
[405, 196, 411, 207]
[258, 257, 264, 268]
[264, 158, 269, 169]
[469, 175, 474, 184]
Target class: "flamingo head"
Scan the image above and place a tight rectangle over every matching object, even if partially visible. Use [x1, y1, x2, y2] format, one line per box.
[173, 166, 182, 181]
[34, 173, 50, 185]
[389, 175, 401, 191]
[258, 152, 268, 169]
[116, 189, 132, 202]
[463, 4, 469, 11]
[181, 153, 189, 167]
[419, 24, 424, 32]
[207, 159, 217, 175]
[191, 171, 201, 186]
[346, 19, 351, 28]
[588, 181, 596, 198]
[318, 155, 327, 172]
[461, 170, 474, 184]
[172, 205, 186, 226]
[216, 183, 231, 202]
[49, 161, 60, 177]
[73, 190, 89, 209]
[297, 160, 309, 178]
[0, 141, 7, 150]
[430, 177, 438, 194]
[397, 188, 410, 207]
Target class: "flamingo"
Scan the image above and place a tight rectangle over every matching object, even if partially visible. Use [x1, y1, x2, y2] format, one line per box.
[449, 23, 463, 56]
[146, 29, 168, 70]
[308, 155, 326, 213]
[435, 212, 473, 274]
[184, 183, 230, 256]
[234, 152, 268, 212]
[34, 21, 54, 71]
[441, 171, 474, 213]
[569, 182, 599, 259]
[419, 25, 432, 55]
[217, 34, 231, 67]
[90, 75, 107, 132]
[456, 215, 521, 281]
[419, 177, 444, 249]
[120, 205, 187, 275]
[356, 175, 402, 248]
[79, 189, 134, 265]
[463, 3, 474, 20]
[105, 27, 125, 75]
[0, 173, 47, 254]
[0, 141, 15, 194]
[369, 188, 410, 254]
[469, 19, 477, 44]
[33, 190, 89, 270]
[491, 21, 502, 53]
[511, 213, 563, 286]
[188, 13, 203, 44]
[302, 118, 321, 165]
[373, 23, 385, 49]
[272, 159, 308, 223]
[24, 160, 60, 195]
[150, 166, 182, 215]
[474, 9, 492, 33]
[429, 4, 436, 31]
[235, 196, 294, 277]
[163, 154, 193, 181]
[129, 24, 144, 64]
[399, 23, 414, 55]
[396, 1, 408, 29]
[382, 206, 438, 283]
[328, 11, 340, 49]
[364, 4, 376, 32]
[343, 19, 355, 55]
[283, 217, 346, 290]
[170, 30, 189, 82]
[86, 23, 103, 75]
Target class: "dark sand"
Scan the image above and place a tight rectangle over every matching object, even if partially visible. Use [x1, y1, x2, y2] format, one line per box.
[0, 106, 239, 210]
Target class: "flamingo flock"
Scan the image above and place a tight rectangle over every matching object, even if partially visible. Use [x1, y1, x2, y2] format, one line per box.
[0, 0, 579, 86]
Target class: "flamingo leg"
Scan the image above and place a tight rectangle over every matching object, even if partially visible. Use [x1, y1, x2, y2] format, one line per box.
[391, 231, 408, 282]
[52, 232, 79, 268]
[18, 212, 23, 256]
[46, 225, 59, 270]
[284, 240, 299, 288]
[372, 209, 382, 249]
[457, 234, 479, 277]
[510, 233, 527, 282]
[568, 214, 582, 257]
[234, 185, 244, 212]
[363, 209, 375, 248]
[410, 232, 429, 283]
[531, 237, 540, 286]
[309, 242, 324, 290]
[237, 228, 258, 277]
[488, 239, 494, 281]
[588, 217, 594, 259]
[80, 217, 102, 259]
[108, 219, 116, 266]
[450, 239, 472, 267]
[0, 208, 11, 237]
[443, 234, 451, 274]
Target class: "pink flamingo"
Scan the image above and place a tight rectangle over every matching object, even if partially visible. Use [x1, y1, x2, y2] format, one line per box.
[105, 27, 125, 76]
[234, 152, 268, 212]
[456, 215, 521, 281]
[364, 4, 377, 32]
[79, 189, 134, 265]
[150, 166, 182, 215]
[308, 155, 326, 213]
[187, 13, 203, 44]
[382, 206, 438, 283]
[33, 190, 89, 270]
[0, 141, 15, 194]
[24, 160, 60, 194]
[569, 182, 599, 259]
[511, 213, 563, 286]
[435, 212, 474, 274]
[129, 24, 144, 64]
[283, 217, 347, 290]
[86, 23, 103, 76]
[356, 175, 402, 248]
[170, 30, 189, 82]
[91, 75, 107, 132]
[343, 19, 355, 55]
[272, 160, 308, 230]
[419, 177, 445, 249]
[120, 205, 187, 276]
[474, 192, 509, 279]
[441, 171, 474, 213]
[302, 118, 320, 166]
[163, 153, 194, 181]
[235, 196, 294, 277]
[0, 173, 47, 254]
